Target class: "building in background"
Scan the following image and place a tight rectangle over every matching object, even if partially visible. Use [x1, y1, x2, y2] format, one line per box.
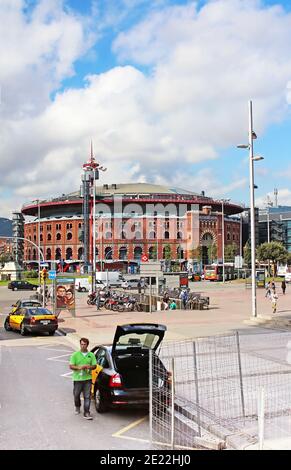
[259, 206, 291, 252]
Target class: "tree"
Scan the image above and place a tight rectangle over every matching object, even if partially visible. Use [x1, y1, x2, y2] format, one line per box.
[287, 253, 291, 266]
[0, 253, 12, 264]
[243, 242, 251, 267]
[257, 242, 288, 276]
[207, 244, 217, 264]
[224, 244, 238, 263]
[163, 244, 172, 260]
[188, 246, 202, 262]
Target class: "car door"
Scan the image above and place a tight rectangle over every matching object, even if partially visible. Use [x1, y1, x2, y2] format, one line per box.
[11, 307, 26, 331]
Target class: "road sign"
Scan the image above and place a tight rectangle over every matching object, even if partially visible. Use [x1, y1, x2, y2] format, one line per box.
[48, 270, 56, 280]
[141, 254, 148, 262]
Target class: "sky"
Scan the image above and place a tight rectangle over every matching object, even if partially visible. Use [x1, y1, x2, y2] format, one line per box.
[1, 0, 291, 218]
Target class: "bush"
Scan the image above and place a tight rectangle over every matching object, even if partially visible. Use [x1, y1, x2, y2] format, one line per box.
[23, 270, 38, 279]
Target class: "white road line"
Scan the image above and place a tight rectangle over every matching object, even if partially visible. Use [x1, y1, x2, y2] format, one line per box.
[61, 371, 73, 379]
[47, 353, 71, 362]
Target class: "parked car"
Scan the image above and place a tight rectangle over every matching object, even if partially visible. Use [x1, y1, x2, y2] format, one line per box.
[11, 299, 42, 314]
[122, 279, 147, 290]
[91, 323, 169, 413]
[4, 306, 58, 336]
[188, 273, 201, 281]
[8, 280, 38, 291]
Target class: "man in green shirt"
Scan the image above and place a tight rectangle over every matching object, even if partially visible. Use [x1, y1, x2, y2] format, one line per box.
[69, 337, 97, 420]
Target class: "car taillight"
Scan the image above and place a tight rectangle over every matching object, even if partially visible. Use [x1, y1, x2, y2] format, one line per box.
[109, 373, 122, 388]
[30, 317, 36, 324]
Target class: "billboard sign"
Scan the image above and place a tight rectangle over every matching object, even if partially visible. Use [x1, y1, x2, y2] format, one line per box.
[55, 277, 75, 310]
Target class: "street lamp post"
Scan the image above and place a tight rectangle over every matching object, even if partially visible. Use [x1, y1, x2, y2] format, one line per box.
[237, 100, 264, 318]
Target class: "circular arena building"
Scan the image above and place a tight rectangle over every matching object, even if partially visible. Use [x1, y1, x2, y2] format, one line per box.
[22, 181, 244, 272]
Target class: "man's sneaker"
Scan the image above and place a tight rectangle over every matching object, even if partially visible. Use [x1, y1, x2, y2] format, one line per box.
[74, 407, 80, 415]
[83, 413, 93, 420]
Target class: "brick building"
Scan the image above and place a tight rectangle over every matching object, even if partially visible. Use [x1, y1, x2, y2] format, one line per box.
[21, 183, 243, 270]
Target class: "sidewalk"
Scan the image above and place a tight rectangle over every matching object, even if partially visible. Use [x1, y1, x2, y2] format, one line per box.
[57, 284, 291, 349]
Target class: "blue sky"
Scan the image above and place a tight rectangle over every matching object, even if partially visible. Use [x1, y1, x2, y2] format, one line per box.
[1, 0, 291, 217]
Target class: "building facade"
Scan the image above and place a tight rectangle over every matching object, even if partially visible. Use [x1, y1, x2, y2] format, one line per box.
[259, 206, 291, 252]
[21, 183, 244, 269]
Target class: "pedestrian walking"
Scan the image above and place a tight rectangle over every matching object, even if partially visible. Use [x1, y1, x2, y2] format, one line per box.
[271, 290, 279, 314]
[179, 289, 188, 309]
[162, 292, 170, 310]
[69, 338, 97, 420]
[137, 281, 142, 294]
[281, 279, 286, 295]
[265, 281, 271, 298]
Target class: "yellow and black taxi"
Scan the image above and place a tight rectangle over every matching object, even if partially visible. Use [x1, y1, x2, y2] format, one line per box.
[4, 306, 58, 336]
[90, 323, 170, 413]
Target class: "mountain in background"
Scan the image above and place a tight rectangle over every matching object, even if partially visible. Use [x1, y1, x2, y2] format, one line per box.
[0, 218, 12, 236]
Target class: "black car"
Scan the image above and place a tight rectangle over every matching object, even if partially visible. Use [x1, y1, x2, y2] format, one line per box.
[8, 280, 38, 291]
[91, 323, 169, 413]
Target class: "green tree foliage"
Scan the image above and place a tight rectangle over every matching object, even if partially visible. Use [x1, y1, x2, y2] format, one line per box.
[224, 243, 238, 262]
[257, 242, 288, 276]
[163, 244, 172, 260]
[0, 253, 12, 263]
[207, 244, 217, 263]
[188, 246, 202, 261]
[243, 242, 251, 267]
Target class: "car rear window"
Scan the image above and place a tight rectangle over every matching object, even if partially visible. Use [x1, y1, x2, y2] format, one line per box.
[27, 308, 53, 316]
[116, 333, 159, 350]
[22, 302, 41, 307]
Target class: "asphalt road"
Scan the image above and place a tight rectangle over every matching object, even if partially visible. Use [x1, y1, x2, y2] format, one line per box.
[0, 287, 150, 450]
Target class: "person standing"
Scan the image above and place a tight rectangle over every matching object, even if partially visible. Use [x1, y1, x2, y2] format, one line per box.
[180, 289, 188, 309]
[69, 338, 97, 420]
[265, 281, 271, 298]
[137, 281, 142, 294]
[271, 290, 279, 314]
[162, 292, 170, 310]
[281, 279, 286, 295]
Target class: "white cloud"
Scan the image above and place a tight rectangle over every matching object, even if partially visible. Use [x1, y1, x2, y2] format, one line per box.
[2, 0, 291, 218]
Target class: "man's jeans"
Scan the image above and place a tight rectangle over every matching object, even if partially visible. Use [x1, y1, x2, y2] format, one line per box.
[73, 380, 92, 414]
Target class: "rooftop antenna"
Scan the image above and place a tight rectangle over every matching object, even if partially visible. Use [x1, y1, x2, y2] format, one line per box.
[274, 188, 278, 208]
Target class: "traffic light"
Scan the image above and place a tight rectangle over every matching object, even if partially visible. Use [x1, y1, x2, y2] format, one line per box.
[41, 268, 48, 283]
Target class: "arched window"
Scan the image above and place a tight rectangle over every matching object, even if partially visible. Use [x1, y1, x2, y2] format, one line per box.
[177, 247, 184, 259]
[134, 246, 142, 260]
[227, 233, 231, 241]
[47, 233, 52, 241]
[66, 247, 73, 260]
[40, 234, 43, 242]
[149, 231, 156, 239]
[78, 247, 84, 260]
[32, 249, 36, 260]
[177, 232, 183, 240]
[56, 233, 61, 241]
[46, 248, 51, 260]
[55, 248, 61, 260]
[135, 231, 141, 240]
[164, 231, 169, 239]
[105, 232, 112, 240]
[119, 246, 127, 260]
[67, 232, 72, 241]
[105, 247, 113, 260]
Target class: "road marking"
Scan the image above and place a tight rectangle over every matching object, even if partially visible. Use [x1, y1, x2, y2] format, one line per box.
[47, 352, 71, 362]
[112, 416, 148, 438]
[61, 371, 73, 379]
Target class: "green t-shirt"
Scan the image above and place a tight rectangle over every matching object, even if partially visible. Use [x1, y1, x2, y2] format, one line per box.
[70, 351, 97, 382]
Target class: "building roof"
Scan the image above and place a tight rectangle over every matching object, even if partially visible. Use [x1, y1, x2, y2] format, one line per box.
[66, 182, 201, 197]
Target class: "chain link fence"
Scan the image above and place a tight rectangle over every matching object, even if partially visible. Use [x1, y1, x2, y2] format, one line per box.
[150, 331, 291, 450]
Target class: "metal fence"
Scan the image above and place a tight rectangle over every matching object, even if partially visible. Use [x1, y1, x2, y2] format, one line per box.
[150, 331, 291, 450]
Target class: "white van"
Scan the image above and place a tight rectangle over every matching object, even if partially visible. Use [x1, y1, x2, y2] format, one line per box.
[95, 271, 125, 287]
[75, 278, 91, 292]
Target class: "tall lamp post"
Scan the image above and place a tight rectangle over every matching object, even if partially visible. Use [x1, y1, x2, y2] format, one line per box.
[237, 100, 264, 318]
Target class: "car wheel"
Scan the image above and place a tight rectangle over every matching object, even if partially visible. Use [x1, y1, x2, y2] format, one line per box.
[20, 323, 26, 336]
[94, 388, 108, 413]
[33, 286, 37, 291]
[4, 318, 12, 331]
[13, 287, 17, 291]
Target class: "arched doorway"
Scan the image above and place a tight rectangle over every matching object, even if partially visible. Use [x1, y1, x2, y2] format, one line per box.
[119, 246, 127, 260]
[134, 246, 142, 261]
[66, 247, 73, 260]
[78, 247, 84, 260]
[149, 246, 155, 260]
[105, 246, 113, 260]
[55, 248, 62, 260]
[201, 232, 214, 266]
